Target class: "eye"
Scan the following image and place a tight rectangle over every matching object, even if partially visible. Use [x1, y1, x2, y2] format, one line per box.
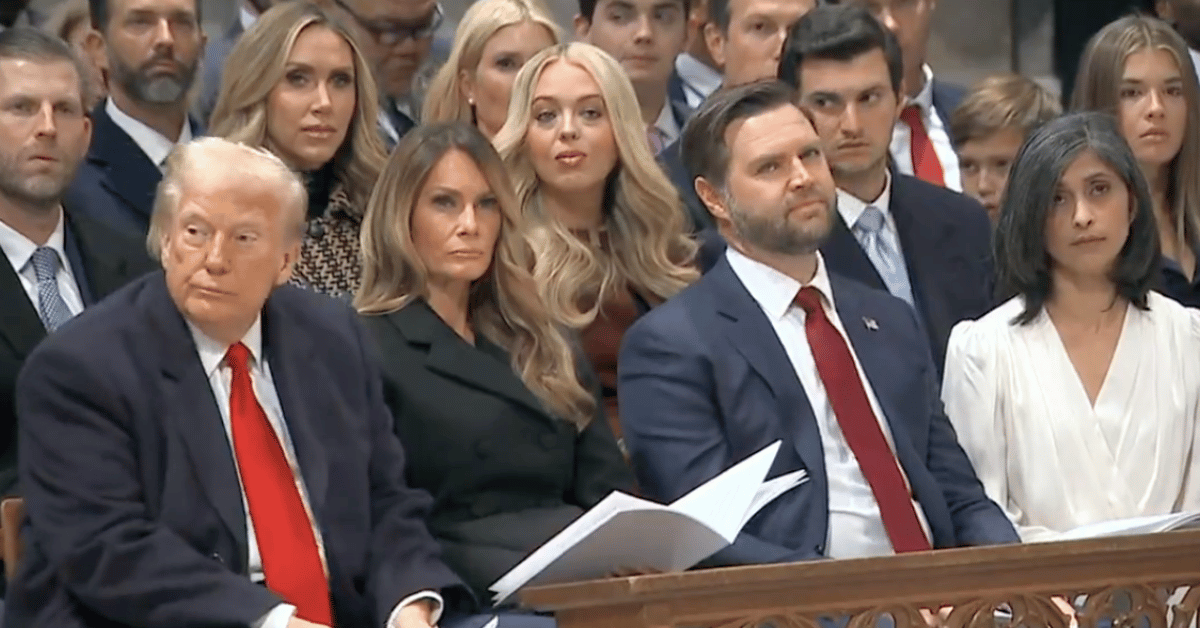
[581, 107, 604, 121]
[756, 160, 780, 175]
[1052, 193, 1067, 207]
[1119, 87, 1141, 99]
[654, 6, 681, 23]
[286, 71, 309, 87]
[1167, 85, 1184, 97]
[960, 161, 979, 174]
[433, 193, 457, 208]
[800, 147, 822, 161]
[495, 56, 519, 71]
[862, 91, 881, 105]
[607, 6, 634, 22]
[331, 72, 354, 88]
[236, 232, 259, 244]
[1089, 181, 1111, 196]
[478, 196, 500, 210]
[534, 109, 556, 124]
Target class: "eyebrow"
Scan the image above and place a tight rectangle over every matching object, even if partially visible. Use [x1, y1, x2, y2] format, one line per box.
[1121, 76, 1184, 84]
[531, 93, 604, 104]
[284, 61, 355, 74]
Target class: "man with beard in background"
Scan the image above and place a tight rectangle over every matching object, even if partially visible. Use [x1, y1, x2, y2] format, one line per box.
[66, 0, 205, 236]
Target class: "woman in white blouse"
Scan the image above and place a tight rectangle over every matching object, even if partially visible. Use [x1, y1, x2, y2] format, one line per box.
[942, 111, 1200, 541]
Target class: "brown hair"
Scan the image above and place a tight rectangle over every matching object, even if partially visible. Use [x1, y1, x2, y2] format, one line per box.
[950, 74, 1061, 147]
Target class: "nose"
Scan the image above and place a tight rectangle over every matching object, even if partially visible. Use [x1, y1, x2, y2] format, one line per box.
[841, 102, 863, 135]
[1072, 198, 1096, 229]
[977, 167, 1000, 197]
[314, 81, 332, 111]
[559, 110, 580, 139]
[634, 14, 654, 43]
[1146, 88, 1165, 118]
[34, 102, 58, 138]
[152, 17, 176, 49]
[789, 156, 816, 190]
[203, 233, 231, 275]
[458, 204, 480, 235]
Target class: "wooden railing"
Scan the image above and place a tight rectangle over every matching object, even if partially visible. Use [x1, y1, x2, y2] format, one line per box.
[519, 530, 1200, 628]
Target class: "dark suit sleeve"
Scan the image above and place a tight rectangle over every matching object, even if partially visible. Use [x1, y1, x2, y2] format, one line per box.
[907, 307, 1019, 547]
[619, 312, 815, 566]
[353, 315, 468, 620]
[570, 382, 636, 508]
[16, 342, 282, 627]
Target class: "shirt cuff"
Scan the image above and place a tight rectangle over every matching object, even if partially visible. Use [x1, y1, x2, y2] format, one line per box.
[387, 590, 444, 628]
[255, 603, 297, 628]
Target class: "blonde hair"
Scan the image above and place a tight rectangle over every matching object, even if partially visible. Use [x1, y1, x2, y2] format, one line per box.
[950, 74, 1061, 147]
[1070, 14, 1200, 259]
[423, 0, 561, 126]
[148, 137, 307, 261]
[493, 43, 698, 327]
[356, 122, 596, 427]
[208, 2, 387, 212]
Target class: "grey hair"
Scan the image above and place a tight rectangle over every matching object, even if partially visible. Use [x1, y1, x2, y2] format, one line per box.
[995, 111, 1160, 325]
[146, 137, 308, 262]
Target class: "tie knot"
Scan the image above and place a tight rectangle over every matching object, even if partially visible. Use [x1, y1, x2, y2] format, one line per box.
[794, 286, 824, 315]
[30, 246, 61, 282]
[856, 206, 886, 234]
[225, 342, 251, 373]
[900, 104, 923, 126]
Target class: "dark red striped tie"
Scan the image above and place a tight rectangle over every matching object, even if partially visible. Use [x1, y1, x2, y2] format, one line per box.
[900, 104, 946, 187]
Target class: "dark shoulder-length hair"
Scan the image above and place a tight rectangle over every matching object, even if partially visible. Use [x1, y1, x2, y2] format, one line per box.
[995, 110, 1160, 325]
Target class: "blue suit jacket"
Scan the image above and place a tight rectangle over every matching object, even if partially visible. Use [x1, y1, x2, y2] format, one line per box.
[618, 255, 1018, 566]
[696, 174, 993, 371]
[64, 103, 200, 236]
[931, 79, 966, 128]
[8, 273, 466, 627]
[195, 19, 243, 126]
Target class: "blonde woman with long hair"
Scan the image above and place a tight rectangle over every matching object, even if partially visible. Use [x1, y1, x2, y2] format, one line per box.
[355, 122, 633, 625]
[210, 1, 388, 299]
[422, 0, 560, 138]
[493, 43, 698, 442]
[1072, 14, 1200, 307]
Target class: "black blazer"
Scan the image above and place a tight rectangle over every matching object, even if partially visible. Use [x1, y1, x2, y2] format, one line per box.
[0, 209, 153, 495]
[696, 174, 993, 371]
[931, 78, 966, 128]
[360, 300, 634, 603]
[9, 275, 465, 628]
[64, 103, 200, 235]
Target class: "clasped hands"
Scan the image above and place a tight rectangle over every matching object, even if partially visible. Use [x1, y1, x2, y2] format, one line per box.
[287, 599, 438, 628]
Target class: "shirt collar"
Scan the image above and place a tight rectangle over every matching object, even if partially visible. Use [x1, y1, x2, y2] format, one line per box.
[0, 208, 67, 276]
[836, 170, 893, 229]
[910, 64, 936, 112]
[189, 316, 264, 379]
[654, 101, 680, 143]
[725, 246, 836, 321]
[675, 53, 722, 97]
[239, 4, 257, 31]
[104, 97, 193, 169]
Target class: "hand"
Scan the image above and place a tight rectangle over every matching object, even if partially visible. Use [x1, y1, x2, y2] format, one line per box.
[394, 599, 437, 628]
[287, 618, 330, 628]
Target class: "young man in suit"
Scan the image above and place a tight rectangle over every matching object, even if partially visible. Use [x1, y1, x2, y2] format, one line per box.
[779, 4, 992, 371]
[66, 0, 204, 236]
[0, 28, 153, 496]
[660, 0, 815, 231]
[576, 0, 692, 154]
[10, 137, 465, 628]
[619, 80, 1018, 568]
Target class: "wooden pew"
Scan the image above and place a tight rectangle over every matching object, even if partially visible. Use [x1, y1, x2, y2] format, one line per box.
[520, 530, 1200, 628]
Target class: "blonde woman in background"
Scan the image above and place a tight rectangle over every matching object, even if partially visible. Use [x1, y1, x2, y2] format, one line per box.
[210, 1, 388, 299]
[1073, 14, 1200, 308]
[493, 43, 698, 444]
[423, 0, 560, 139]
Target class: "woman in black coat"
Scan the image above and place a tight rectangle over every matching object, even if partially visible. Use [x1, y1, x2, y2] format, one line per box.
[354, 122, 634, 624]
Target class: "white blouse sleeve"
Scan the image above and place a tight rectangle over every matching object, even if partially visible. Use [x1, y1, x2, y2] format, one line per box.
[1179, 307, 1200, 511]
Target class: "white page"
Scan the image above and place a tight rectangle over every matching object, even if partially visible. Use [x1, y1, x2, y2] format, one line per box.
[481, 618, 498, 628]
[669, 441, 783, 542]
[740, 469, 808, 528]
[1041, 511, 1200, 542]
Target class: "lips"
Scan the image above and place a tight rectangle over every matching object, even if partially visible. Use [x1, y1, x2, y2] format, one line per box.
[1072, 235, 1105, 246]
[302, 125, 336, 135]
[556, 151, 586, 166]
[1141, 128, 1169, 139]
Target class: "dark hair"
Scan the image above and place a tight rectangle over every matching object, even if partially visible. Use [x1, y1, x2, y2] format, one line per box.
[89, 0, 202, 32]
[681, 79, 801, 189]
[578, 0, 691, 22]
[777, 3, 903, 96]
[995, 111, 1160, 325]
[709, 0, 731, 32]
[0, 27, 90, 104]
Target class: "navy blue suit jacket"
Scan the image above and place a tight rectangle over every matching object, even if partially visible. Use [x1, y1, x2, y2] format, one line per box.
[696, 174, 993, 371]
[618, 255, 1017, 566]
[931, 79, 966, 128]
[8, 273, 466, 628]
[64, 103, 200, 236]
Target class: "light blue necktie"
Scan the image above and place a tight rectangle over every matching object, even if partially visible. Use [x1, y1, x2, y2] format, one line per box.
[853, 206, 915, 307]
[29, 246, 73, 332]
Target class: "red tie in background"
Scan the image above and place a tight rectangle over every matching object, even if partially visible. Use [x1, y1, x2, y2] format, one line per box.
[226, 342, 333, 623]
[900, 105, 945, 187]
[793, 288, 932, 553]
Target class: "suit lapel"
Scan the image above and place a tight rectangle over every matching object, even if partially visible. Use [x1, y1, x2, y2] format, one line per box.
[890, 175, 954, 316]
[0, 260, 46, 359]
[708, 258, 826, 480]
[66, 210, 146, 301]
[87, 105, 163, 222]
[262, 293, 329, 517]
[147, 276, 248, 557]
[387, 300, 551, 419]
[821, 212, 886, 290]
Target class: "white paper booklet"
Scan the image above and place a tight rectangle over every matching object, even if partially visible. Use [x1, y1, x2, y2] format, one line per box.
[489, 441, 806, 604]
[1042, 511, 1200, 542]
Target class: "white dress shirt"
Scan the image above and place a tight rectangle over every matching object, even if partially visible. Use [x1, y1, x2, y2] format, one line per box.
[190, 320, 442, 628]
[0, 210, 85, 318]
[105, 97, 193, 171]
[836, 172, 910, 273]
[725, 248, 930, 558]
[1190, 48, 1200, 88]
[890, 65, 961, 191]
[239, 3, 258, 31]
[675, 52, 722, 110]
[654, 101, 681, 145]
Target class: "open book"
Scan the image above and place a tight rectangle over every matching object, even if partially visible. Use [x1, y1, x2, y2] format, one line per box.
[1040, 511, 1200, 542]
[489, 441, 807, 604]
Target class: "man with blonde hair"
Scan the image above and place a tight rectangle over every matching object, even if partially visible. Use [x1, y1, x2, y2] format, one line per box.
[9, 136, 466, 628]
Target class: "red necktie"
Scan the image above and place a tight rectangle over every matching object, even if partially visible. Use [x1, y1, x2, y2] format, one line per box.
[226, 342, 333, 623]
[793, 288, 932, 553]
[900, 105, 945, 187]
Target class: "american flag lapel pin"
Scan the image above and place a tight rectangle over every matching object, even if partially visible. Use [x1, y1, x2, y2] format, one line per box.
[863, 317, 879, 331]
